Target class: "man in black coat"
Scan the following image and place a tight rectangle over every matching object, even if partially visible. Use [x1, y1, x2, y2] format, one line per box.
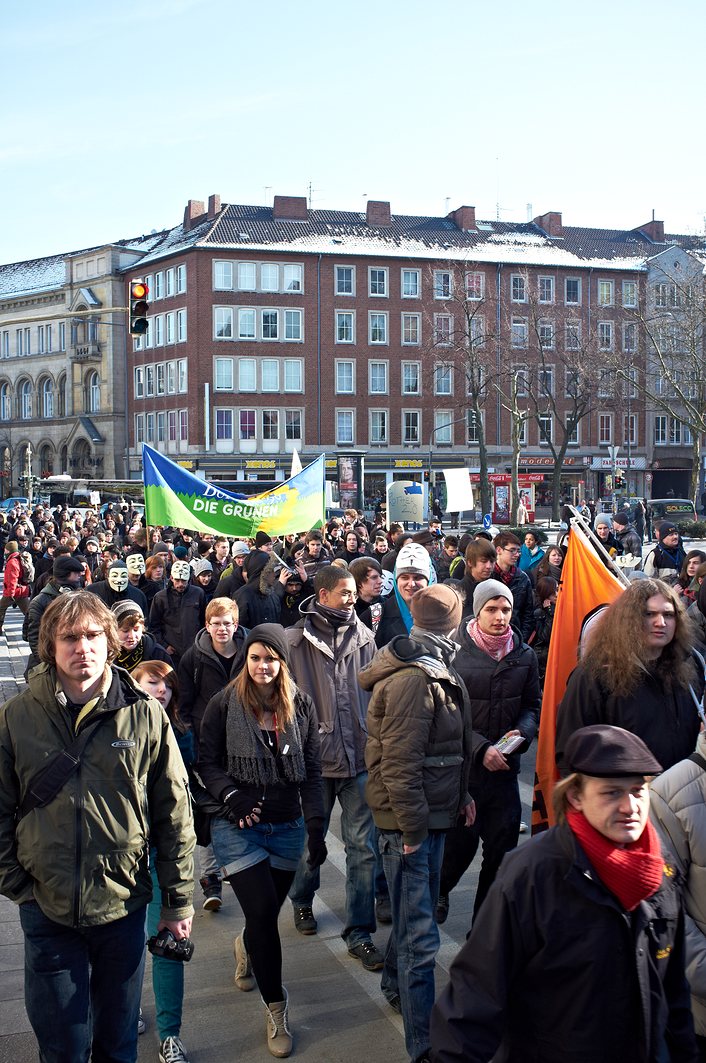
[148, 560, 205, 667]
[87, 560, 148, 616]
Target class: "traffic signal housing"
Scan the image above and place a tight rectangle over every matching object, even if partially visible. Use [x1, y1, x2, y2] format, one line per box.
[129, 280, 150, 336]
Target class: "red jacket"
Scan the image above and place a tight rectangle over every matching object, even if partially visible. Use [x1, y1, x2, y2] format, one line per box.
[3, 552, 29, 599]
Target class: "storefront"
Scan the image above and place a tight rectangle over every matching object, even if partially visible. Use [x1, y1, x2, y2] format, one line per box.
[590, 456, 647, 502]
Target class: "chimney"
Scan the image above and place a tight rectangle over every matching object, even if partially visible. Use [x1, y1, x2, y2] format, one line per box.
[207, 194, 221, 220]
[533, 211, 563, 238]
[635, 218, 665, 243]
[366, 200, 392, 227]
[183, 199, 205, 231]
[272, 195, 308, 221]
[446, 205, 476, 232]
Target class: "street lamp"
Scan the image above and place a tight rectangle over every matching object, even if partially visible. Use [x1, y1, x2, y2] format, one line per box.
[428, 414, 469, 512]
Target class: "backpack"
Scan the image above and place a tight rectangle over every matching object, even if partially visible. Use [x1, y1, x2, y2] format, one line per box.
[18, 551, 34, 586]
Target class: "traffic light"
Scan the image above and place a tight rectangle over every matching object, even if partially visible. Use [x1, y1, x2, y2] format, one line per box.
[129, 280, 150, 336]
[615, 470, 625, 488]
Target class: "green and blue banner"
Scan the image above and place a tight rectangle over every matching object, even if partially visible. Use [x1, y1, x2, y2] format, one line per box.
[142, 445, 325, 537]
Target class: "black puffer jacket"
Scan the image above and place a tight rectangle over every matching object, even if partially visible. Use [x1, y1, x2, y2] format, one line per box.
[491, 565, 534, 640]
[177, 627, 247, 741]
[148, 584, 206, 664]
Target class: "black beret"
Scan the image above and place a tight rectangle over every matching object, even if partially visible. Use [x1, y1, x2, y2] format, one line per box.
[564, 725, 662, 778]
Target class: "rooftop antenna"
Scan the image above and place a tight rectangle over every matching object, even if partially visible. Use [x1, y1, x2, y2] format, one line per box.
[264, 185, 272, 206]
[307, 181, 321, 209]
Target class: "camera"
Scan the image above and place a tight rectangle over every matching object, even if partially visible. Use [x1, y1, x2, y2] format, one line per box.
[147, 928, 194, 962]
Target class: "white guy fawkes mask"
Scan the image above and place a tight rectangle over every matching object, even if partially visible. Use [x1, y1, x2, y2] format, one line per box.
[108, 567, 129, 592]
[126, 554, 145, 576]
[171, 560, 191, 581]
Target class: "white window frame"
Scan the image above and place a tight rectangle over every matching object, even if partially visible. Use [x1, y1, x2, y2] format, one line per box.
[285, 409, 302, 441]
[134, 367, 144, 399]
[369, 312, 388, 345]
[262, 409, 280, 441]
[214, 261, 234, 290]
[284, 359, 303, 392]
[434, 313, 452, 346]
[511, 274, 527, 303]
[368, 360, 388, 395]
[402, 361, 420, 395]
[336, 409, 355, 445]
[598, 412, 613, 445]
[261, 309, 279, 340]
[238, 308, 256, 340]
[176, 309, 187, 342]
[402, 313, 420, 346]
[261, 359, 280, 392]
[565, 277, 581, 305]
[238, 358, 256, 392]
[165, 267, 175, 298]
[177, 359, 187, 393]
[214, 307, 234, 340]
[466, 408, 484, 445]
[466, 271, 484, 301]
[622, 280, 637, 308]
[654, 415, 667, 445]
[368, 267, 388, 298]
[598, 321, 614, 351]
[598, 279, 614, 306]
[402, 409, 421, 445]
[336, 311, 355, 344]
[369, 409, 388, 445]
[176, 264, 187, 294]
[260, 263, 279, 293]
[538, 276, 555, 304]
[511, 317, 528, 348]
[284, 309, 302, 342]
[237, 262, 257, 291]
[401, 269, 420, 298]
[434, 409, 453, 444]
[335, 265, 355, 296]
[335, 360, 355, 394]
[434, 270, 452, 300]
[538, 414, 553, 445]
[434, 364, 453, 396]
[283, 264, 303, 292]
[214, 357, 234, 391]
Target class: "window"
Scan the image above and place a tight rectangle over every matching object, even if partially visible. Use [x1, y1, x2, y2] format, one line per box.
[176, 264, 187, 294]
[283, 264, 303, 292]
[154, 316, 164, 346]
[538, 414, 553, 444]
[513, 364, 528, 396]
[538, 276, 555, 304]
[16, 329, 22, 357]
[238, 358, 256, 391]
[214, 261, 233, 290]
[434, 364, 452, 395]
[157, 412, 166, 442]
[511, 274, 527, 302]
[215, 357, 233, 390]
[134, 367, 144, 399]
[402, 362, 420, 394]
[239, 410, 255, 441]
[402, 410, 420, 444]
[511, 317, 528, 348]
[238, 262, 256, 291]
[336, 410, 354, 444]
[598, 413, 612, 445]
[46, 324, 52, 352]
[135, 414, 145, 444]
[176, 309, 187, 342]
[154, 272, 164, 300]
[369, 268, 387, 297]
[538, 320, 555, 349]
[261, 263, 279, 292]
[598, 321, 613, 351]
[168, 411, 177, 442]
[87, 373, 100, 414]
[263, 410, 279, 440]
[369, 313, 388, 344]
[565, 367, 580, 398]
[145, 365, 154, 397]
[434, 271, 452, 299]
[214, 307, 233, 340]
[214, 406, 233, 440]
[654, 415, 667, 445]
[167, 362, 176, 394]
[336, 360, 354, 394]
[156, 363, 165, 395]
[517, 417, 527, 447]
[624, 414, 638, 447]
[567, 417, 580, 446]
[402, 269, 420, 298]
[470, 315, 485, 348]
[369, 361, 388, 394]
[165, 268, 175, 298]
[177, 409, 188, 442]
[467, 409, 484, 445]
[335, 266, 354, 295]
[41, 378, 53, 418]
[38, 326, 44, 354]
[370, 410, 388, 444]
[402, 313, 420, 345]
[622, 280, 637, 308]
[58, 374, 66, 417]
[262, 310, 278, 340]
[598, 369, 614, 398]
[669, 418, 682, 445]
[566, 320, 581, 350]
[565, 277, 581, 305]
[238, 308, 256, 339]
[539, 366, 554, 396]
[434, 314, 452, 345]
[466, 271, 484, 300]
[434, 410, 453, 444]
[2, 331, 9, 357]
[623, 322, 637, 353]
[165, 312, 175, 344]
[177, 359, 187, 392]
[59, 322, 66, 351]
[262, 359, 279, 391]
[285, 410, 302, 441]
[284, 359, 302, 392]
[284, 310, 302, 341]
[598, 279, 614, 306]
[336, 311, 354, 343]
[0, 383, 9, 419]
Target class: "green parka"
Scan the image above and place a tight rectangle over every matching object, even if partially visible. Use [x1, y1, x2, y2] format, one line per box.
[0, 663, 195, 927]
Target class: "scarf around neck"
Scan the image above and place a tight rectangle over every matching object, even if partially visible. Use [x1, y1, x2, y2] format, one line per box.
[226, 683, 306, 787]
[566, 808, 664, 911]
[467, 618, 514, 660]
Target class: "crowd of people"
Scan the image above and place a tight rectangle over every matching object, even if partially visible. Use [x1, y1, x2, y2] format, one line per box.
[1, 496, 706, 1062]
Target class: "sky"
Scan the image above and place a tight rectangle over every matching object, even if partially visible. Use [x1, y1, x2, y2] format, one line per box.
[3, 0, 706, 265]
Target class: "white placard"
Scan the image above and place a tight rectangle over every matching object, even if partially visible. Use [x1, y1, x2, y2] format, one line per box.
[443, 468, 474, 512]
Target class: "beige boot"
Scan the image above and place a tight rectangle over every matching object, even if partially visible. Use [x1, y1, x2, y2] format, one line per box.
[233, 929, 255, 992]
[263, 988, 292, 1058]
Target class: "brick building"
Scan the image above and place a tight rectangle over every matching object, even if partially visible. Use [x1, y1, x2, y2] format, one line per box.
[124, 194, 706, 511]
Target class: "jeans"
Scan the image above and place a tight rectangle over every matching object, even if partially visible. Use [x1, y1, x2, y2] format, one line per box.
[20, 900, 146, 1063]
[379, 831, 444, 1062]
[148, 861, 183, 1042]
[289, 772, 376, 946]
[440, 770, 521, 920]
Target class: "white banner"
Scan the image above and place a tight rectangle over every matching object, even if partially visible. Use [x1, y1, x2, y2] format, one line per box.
[443, 468, 474, 512]
[386, 480, 424, 523]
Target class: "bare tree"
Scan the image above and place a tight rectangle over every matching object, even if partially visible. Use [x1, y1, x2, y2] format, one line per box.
[496, 369, 530, 524]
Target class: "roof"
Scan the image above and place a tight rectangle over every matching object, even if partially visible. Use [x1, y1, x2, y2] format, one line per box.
[131, 202, 706, 273]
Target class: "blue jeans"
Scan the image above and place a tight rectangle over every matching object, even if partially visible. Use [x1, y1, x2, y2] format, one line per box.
[20, 900, 146, 1063]
[289, 772, 376, 946]
[379, 831, 444, 1062]
[148, 860, 183, 1041]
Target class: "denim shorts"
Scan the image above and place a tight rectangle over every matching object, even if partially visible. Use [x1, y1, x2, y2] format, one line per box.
[211, 815, 305, 875]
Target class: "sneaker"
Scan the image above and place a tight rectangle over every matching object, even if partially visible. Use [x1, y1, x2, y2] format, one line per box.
[159, 1035, 190, 1063]
[137, 1008, 146, 1035]
[200, 874, 222, 912]
[435, 893, 449, 924]
[348, 939, 384, 971]
[519, 820, 529, 834]
[383, 991, 401, 1014]
[292, 904, 317, 935]
[376, 895, 392, 925]
[234, 929, 256, 992]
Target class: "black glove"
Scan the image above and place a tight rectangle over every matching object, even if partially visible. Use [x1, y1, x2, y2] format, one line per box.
[222, 789, 262, 829]
[306, 822, 328, 869]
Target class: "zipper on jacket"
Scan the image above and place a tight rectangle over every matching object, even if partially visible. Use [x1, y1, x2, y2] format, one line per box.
[72, 767, 83, 927]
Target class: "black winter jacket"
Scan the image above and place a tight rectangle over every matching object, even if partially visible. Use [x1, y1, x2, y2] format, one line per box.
[148, 584, 206, 663]
[87, 580, 148, 616]
[431, 821, 697, 1063]
[375, 593, 407, 647]
[491, 564, 534, 641]
[177, 627, 247, 740]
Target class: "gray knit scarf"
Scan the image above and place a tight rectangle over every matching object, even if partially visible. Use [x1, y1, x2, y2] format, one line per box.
[225, 683, 306, 787]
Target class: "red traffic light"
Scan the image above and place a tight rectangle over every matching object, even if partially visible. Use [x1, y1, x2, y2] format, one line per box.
[129, 279, 150, 336]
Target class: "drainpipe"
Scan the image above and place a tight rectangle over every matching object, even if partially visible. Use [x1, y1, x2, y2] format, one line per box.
[204, 382, 210, 451]
[317, 254, 322, 446]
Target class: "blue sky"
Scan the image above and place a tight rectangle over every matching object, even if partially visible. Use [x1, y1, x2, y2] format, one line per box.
[3, 0, 705, 264]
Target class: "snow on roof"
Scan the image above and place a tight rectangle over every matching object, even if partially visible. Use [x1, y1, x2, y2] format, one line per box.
[0, 255, 67, 299]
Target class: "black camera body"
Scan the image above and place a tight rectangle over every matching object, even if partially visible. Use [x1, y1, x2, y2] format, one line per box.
[147, 928, 194, 963]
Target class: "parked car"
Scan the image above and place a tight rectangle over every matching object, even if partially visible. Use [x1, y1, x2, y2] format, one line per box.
[648, 498, 697, 523]
[0, 497, 29, 513]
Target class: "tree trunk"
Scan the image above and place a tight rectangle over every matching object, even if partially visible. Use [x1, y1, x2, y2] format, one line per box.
[690, 435, 702, 508]
[510, 416, 522, 524]
[551, 440, 570, 521]
[477, 428, 492, 518]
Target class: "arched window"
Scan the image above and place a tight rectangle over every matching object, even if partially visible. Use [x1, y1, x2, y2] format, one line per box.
[39, 444, 54, 476]
[86, 371, 100, 413]
[0, 383, 10, 420]
[60, 444, 68, 474]
[20, 380, 32, 419]
[58, 374, 67, 417]
[41, 378, 53, 418]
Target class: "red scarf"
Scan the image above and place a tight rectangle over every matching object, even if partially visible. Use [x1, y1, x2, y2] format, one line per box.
[467, 617, 514, 660]
[566, 808, 664, 911]
[493, 562, 515, 587]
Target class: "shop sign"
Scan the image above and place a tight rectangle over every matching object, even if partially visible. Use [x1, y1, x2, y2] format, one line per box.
[521, 456, 583, 467]
[393, 459, 424, 468]
[177, 461, 194, 469]
[245, 460, 276, 470]
[590, 457, 647, 470]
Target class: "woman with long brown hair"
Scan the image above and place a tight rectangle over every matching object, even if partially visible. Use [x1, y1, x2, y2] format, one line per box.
[198, 624, 324, 1058]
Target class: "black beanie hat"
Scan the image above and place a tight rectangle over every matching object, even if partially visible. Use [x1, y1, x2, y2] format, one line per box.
[53, 555, 85, 581]
[243, 623, 289, 665]
[255, 531, 273, 548]
[244, 550, 270, 579]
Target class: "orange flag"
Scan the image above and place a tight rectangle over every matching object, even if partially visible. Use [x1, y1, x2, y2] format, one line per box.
[531, 522, 625, 833]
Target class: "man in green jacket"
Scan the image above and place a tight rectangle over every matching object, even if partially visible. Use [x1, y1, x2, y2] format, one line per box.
[0, 591, 195, 1063]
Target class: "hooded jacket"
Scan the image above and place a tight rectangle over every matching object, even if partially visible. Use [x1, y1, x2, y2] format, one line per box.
[148, 583, 205, 661]
[2, 548, 30, 600]
[286, 596, 375, 778]
[0, 663, 195, 928]
[177, 626, 247, 740]
[359, 634, 474, 845]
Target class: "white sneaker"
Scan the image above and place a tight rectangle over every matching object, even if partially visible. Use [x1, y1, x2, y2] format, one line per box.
[159, 1035, 190, 1063]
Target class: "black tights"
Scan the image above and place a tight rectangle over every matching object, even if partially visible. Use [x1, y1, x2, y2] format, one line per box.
[227, 862, 295, 1005]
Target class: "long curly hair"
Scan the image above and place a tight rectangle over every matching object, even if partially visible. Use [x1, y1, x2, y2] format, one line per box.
[580, 578, 696, 696]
